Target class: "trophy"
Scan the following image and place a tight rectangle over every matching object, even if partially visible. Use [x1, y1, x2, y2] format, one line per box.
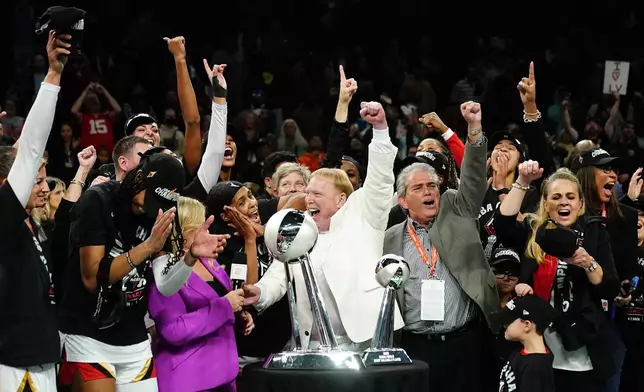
[362, 254, 412, 366]
[263, 209, 364, 370]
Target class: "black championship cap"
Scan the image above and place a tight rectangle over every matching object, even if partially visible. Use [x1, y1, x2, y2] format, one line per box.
[35, 6, 86, 56]
[206, 181, 244, 217]
[535, 219, 579, 259]
[490, 247, 521, 267]
[125, 113, 158, 135]
[490, 295, 555, 332]
[570, 147, 622, 173]
[141, 154, 185, 219]
[401, 151, 449, 178]
[489, 131, 526, 161]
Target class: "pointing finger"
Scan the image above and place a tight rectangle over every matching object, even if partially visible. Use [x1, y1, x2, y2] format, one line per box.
[339, 65, 346, 82]
[528, 61, 535, 82]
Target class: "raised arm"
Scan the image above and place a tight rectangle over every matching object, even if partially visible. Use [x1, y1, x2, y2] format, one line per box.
[418, 112, 465, 167]
[450, 102, 487, 217]
[62, 146, 97, 204]
[322, 65, 356, 169]
[196, 60, 228, 194]
[166, 37, 201, 175]
[8, 31, 69, 207]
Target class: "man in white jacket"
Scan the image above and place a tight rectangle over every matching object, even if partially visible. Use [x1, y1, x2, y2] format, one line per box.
[244, 100, 403, 351]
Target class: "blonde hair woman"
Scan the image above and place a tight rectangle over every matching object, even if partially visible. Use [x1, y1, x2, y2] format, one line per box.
[148, 196, 254, 392]
[493, 161, 619, 392]
[31, 176, 66, 224]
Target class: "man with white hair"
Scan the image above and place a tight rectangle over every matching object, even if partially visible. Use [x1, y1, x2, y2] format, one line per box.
[383, 101, 499, 392]
[244, 99, 404, 351]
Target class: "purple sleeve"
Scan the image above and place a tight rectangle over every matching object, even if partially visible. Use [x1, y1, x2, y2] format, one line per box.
[148, 284, 235, 347]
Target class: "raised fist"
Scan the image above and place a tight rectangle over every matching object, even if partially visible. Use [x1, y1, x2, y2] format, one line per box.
[165, 36, 186, 60]
[359, 102, 387, 130]
[338, 65, 358, 104]
[460, 101, 482, 124]
[418, 112, 448, 133]
[517, 160, 544, 186]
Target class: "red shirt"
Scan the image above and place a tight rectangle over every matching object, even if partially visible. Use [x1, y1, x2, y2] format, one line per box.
[79, 113, 114, 151]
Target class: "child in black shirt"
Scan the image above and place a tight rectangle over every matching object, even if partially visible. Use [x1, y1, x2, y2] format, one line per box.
[492, 295, 556, 392]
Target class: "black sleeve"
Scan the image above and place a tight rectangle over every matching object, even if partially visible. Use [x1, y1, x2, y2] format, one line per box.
[322, 120, 349, 169]
[521, 119, 555, 186]
[258, 197, 279, 225]
[493, 210, 531, 252]
[69, 190, 109, 248]
[182, 176, 208, 203]
[0, 182, 28, 240]
[590, 223, 620, 303]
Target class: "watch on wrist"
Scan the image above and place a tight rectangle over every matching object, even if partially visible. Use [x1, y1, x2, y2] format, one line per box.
[585, 258, 599, 272]
[469, 128, 482, 136]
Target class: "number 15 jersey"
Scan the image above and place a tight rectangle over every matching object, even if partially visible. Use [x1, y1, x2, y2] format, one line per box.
[80, 113, 114, 152]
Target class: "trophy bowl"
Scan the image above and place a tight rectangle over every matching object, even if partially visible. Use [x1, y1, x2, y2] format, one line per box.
[264, 208, 318, 264]
[375, 254, 410, 289]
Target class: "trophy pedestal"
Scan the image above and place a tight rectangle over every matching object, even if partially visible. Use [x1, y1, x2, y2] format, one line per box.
[362, 348, 412, 366]
[264, 349, 365, 370]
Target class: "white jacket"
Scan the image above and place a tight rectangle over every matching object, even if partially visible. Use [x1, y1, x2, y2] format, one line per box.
[255, 128, 404, 348]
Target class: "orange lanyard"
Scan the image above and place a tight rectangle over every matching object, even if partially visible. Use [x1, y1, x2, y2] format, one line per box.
[407, 224, 439, 277]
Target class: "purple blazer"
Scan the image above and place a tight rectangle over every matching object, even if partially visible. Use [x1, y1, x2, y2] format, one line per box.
[148, 258, 238, 392]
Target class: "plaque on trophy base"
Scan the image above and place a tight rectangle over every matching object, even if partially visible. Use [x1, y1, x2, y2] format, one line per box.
[362, 348, 412, 366]
[265, 349, 365, 370]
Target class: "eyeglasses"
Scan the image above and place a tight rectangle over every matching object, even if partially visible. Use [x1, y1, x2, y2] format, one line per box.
[494, 271, 519, 281]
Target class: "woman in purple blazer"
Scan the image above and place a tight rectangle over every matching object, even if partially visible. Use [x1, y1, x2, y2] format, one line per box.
[148, 197, 254, 392]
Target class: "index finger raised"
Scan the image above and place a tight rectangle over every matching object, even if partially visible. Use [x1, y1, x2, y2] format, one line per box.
[339, 65, 346, 82]
[528, 61, 535, 81]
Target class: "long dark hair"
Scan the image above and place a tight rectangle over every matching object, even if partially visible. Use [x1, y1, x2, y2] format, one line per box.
[115, 159, 185, 273]
[575, 165, 623, 221]
[429, 137, 460, 191]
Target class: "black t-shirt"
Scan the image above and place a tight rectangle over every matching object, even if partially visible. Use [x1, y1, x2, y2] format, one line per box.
[0, 183, 60, 367]
[59, 181, 154, 346]
[258, 197, 279, 226]
[478, 185, 539, 260]
[499, 349, 555, 392]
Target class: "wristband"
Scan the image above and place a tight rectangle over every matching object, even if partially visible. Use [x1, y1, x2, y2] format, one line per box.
[211, 76, 227, 98]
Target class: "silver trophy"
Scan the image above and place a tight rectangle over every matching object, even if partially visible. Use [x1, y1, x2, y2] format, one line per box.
[362, 254, 412, 366]
[262, 209, 364, 370]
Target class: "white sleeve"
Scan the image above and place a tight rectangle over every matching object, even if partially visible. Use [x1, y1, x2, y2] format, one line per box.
[7, 83, 60, 207]
[197, 102, 227, 194]
[254, 260, 288, 312]
[152, 254, 194, 296]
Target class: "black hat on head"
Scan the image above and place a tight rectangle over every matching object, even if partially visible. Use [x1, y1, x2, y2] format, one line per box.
[35, 6, 86, 56]
[125, 113, 158, 135]
[571, 147, 622, 174]
[490, 295, 555, 333]
[489, 131, 526, 162]
[140, 154, 185, 219]
[206, 181, 245, 218]
[401, 151, 449, 179]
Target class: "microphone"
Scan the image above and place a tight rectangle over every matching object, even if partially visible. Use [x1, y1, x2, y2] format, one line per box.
[230, 252, 248, 290]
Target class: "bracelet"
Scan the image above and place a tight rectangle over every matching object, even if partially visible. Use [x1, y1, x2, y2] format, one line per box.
[126, 251, 136, 270]
[469, 128, 482, 136]
[585, 259, 599, 272]
[522, 110, 542, 123]
[511, 182, 530, 191]
[70, 179, 85, 188]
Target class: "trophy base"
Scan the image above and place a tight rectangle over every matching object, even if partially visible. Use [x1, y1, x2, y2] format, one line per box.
[263, 349, 365, 370]
[362, 348, 412, 366]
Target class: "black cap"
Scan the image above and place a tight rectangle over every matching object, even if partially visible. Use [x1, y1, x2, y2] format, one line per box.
[205, 181, 245, 217]
[489, 131, 525, 161]
[35, 6, 86, 56]
[535, 219, 579, 259]
[490, 247, 521, 267]
[571, 147, 622, 173]
[490, 295, 555, 333]
[341, 155, 366, 182]
[141, 154, 186, 219]
[125, 113, 158, 135]
[401, 151, 449, 178]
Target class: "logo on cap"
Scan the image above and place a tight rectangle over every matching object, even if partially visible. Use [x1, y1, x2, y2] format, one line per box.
[495, 249, 520, 261]
[591, 149, 608, 158]
[506, 300, 516, 310]
[523, 309, 530, 316]
[155, 187, 179, 202]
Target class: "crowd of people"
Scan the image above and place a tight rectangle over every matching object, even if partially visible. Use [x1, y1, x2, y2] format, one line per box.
[1, 15, 644, 392]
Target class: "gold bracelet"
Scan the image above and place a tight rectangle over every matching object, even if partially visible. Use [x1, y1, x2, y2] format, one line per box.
[511, 182, 530, 191]
[70, 179, 85, 188]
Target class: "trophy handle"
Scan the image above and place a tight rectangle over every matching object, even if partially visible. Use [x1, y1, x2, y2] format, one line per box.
[299, 254, 338, 349]
[284, 262, 302, 350]
[371, 286, 395, 349]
